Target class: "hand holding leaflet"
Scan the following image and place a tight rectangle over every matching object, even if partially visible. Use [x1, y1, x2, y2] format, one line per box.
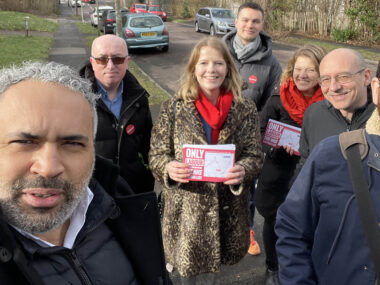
[182, 144, 236, 182]
[262, 119, 301, 156]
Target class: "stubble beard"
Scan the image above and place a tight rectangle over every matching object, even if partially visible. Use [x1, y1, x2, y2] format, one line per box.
[0, 166, 93, 235]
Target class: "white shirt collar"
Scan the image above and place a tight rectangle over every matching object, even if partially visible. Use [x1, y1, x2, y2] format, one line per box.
[12, 187, 94, 249]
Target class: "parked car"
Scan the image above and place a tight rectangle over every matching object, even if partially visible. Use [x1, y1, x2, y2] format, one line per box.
[99, 9, 129, 34]
[147, 5, 167, 21]
[120, 13, 169, 52]
[129, 3, 148, 13]
[71, 0, 81, 7]
[89, 5, 113, 26]
[194, 7, 235, 36]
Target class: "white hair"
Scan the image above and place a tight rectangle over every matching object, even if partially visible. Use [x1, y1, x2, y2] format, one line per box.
[0, 61, 100, 137]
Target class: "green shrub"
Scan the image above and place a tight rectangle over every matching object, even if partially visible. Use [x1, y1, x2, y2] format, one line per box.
[181, 2, 191, 18]
[331, 28, 356, 42]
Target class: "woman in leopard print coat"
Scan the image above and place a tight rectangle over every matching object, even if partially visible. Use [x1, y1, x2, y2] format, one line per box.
[149, 37, 263, 281]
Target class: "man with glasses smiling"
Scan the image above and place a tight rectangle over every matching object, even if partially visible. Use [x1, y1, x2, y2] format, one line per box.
[291, 48, 375, 180]
[275, 59, 380, 284]
[79, 35, 155, 195]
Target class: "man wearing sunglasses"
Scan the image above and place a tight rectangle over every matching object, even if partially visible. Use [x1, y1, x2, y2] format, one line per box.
[79, 35, 155, 195]
[291, 48, 375, 181]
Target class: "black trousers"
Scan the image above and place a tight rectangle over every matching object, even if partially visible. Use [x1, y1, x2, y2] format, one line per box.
[263, 215, 278, 271]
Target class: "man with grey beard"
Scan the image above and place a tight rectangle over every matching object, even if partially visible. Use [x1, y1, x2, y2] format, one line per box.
[0, 61, 167, 285]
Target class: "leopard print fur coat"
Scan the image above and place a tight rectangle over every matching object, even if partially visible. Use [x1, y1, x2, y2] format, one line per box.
[149, 96, 263, 277]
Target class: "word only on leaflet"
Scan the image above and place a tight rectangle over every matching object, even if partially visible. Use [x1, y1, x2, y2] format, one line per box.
[182, 144, 235, 182]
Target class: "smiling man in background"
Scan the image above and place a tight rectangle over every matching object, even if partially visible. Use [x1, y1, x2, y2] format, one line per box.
[275, 58, 380, 285]
[293, 48, 375, 179]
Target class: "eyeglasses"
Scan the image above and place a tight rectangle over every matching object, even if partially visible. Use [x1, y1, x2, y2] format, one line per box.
[319, 68, 365, 87]
[91, 56, 128, 65]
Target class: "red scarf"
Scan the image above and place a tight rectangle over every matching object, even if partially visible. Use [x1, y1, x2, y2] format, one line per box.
[195, 89, 233, 144]
[280, 79, 324, 126]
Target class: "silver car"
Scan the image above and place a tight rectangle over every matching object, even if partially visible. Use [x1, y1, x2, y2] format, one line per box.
[194, 7, 235, 36]
[89, 5, 113, 26]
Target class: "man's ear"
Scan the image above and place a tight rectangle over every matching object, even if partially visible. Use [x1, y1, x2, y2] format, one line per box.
[364, 68, 372, 86]
[372, 77, 380, 105]
[90, 57, 96, 67]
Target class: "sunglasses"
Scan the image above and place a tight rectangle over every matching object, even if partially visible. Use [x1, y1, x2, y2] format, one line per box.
[91, 56, 128, 65]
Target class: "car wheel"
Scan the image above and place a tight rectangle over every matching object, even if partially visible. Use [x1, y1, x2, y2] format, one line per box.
[195, 22, 199, 32]
[210, 25, 216, 36]
[162, 45, 169, 52]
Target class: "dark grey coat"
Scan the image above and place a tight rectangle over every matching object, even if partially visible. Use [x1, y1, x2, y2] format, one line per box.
[292, 91, 375, 182]
[223, 30, 282, 112]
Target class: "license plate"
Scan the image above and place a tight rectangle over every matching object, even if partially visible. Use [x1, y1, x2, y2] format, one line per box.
[141, 32, 156, 37]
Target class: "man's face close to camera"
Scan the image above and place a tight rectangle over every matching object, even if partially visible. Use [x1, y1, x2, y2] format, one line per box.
[0, 80, 95, 235]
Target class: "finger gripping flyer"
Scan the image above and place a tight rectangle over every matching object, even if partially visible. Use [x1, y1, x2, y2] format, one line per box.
[262, 119, 301, 156]
[182, 144, 235, 182]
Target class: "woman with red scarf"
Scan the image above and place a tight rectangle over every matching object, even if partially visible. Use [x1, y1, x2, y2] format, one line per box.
[149, 37, 263, 284]
[254, 44, 327, 285]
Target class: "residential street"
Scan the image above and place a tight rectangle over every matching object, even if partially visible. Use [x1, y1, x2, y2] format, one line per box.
[49, 2, 379, 284]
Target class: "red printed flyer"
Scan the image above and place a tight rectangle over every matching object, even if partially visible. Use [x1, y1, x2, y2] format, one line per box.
[182, 144, 235, 182]
[262, 119, 301, 156]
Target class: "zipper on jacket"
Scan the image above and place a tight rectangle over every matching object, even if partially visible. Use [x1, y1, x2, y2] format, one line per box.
[66, 250, 93, 285]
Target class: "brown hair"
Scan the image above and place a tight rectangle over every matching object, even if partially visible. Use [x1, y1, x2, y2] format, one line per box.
[281, 44, 327, 83]
[176, 37, 243, 102]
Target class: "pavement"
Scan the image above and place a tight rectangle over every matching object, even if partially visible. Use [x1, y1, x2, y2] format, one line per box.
[48, 4, 89, 69]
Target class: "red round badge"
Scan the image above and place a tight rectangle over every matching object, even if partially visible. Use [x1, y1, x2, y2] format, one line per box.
[249, 75, 258, 84]
[126, 124, 135, 135]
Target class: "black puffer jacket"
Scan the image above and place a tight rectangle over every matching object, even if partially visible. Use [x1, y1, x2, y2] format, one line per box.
[0, 156, 168, 285]
[79, 62, 154, 193]
[254, 86, 300, 218]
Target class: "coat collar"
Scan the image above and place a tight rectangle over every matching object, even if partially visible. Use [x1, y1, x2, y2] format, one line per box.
[366, 109, 380, 136]
[180, 99, 246, 144]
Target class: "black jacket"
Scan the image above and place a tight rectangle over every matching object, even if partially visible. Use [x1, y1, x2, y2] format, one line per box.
[0, 156, 168, 285]
[255, 87, 300, 218]
[292, 89, 375, 182]
[79, 62, 154, 194]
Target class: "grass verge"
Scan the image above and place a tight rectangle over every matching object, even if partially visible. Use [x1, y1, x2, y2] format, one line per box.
[0, 11, 58, 32]
[76, 22, 99, 34]
[0, 35, 53, 67]
[128, 60, 171, 105]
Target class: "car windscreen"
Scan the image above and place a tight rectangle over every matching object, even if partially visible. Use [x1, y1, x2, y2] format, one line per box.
[211, 9, 234, 18]
[130, 17, 162, 28]
[136, 4, 146, 9]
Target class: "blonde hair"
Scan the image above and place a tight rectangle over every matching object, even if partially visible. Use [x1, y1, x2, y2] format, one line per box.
[176, 37, 243, 102]
[281, 44, 327, 83]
